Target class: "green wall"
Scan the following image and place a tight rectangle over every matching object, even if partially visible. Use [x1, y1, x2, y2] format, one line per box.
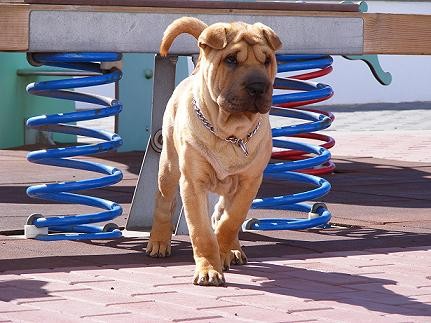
[117, 54, 189, 152]
[0, 53, 75, 149]
[1, 52, 189, 151]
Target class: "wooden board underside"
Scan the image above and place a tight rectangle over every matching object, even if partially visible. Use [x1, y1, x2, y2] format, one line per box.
[364, 13, 431, 55]
[1, 4, 431, 55]
[0, 4, 29, 51]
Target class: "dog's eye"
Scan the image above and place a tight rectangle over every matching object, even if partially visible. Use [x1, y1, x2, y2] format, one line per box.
[264, 57, 272, 66]
[225, 55, 238, 66]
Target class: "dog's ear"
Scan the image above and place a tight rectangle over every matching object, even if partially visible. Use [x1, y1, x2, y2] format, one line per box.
[254, 23, 282, 51]
[198, 23, 231, 50]
[160, 17, 208, 56]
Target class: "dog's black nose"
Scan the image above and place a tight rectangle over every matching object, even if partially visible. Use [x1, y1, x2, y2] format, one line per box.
[246, 82, 267, 97]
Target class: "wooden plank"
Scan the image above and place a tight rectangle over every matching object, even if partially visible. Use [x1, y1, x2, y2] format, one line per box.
[0, 4, 29, 51]
[364, 13, 431, 55]
[1, 3, 431, 55]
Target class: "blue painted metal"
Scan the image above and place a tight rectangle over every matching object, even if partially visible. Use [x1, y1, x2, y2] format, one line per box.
[25, 52, 123, 240]
[246, 54, 334, 231]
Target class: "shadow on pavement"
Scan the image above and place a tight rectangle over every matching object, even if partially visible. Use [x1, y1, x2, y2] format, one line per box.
[1, 227, 430, 272]
[240, 229, 431, 258]
[259, 157, 431, 209]
[1, 260, 430, 318]
[228, 262, 431, 317]
[0, 279, 51, 302]
[2, 157, 430, 210]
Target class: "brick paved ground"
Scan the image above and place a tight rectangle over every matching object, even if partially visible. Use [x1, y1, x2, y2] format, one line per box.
[271, 101, 431, 163]
[1, 102, 431, 322]
[1, 247, 430, 322]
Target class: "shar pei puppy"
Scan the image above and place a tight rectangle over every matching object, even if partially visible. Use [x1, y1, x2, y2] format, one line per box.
[146, 17, 281, 286]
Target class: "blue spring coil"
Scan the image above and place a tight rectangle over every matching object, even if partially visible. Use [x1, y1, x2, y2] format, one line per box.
[25, 52, 123, 241]
[246, 54, 334, 231]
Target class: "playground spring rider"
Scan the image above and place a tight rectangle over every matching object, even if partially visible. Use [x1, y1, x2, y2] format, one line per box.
[24, 53, 123, 241]
[245, 54, 334, 231]
[23, 53, 335, 237]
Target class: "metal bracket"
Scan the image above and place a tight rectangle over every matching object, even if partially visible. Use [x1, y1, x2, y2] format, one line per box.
[242, 218, 259, 232]
[308, 202, 331, 229]
[24, 214, 48, 239]
[126, 55, 184, 232]
[343, 54, 392, 85]
[126, 54, 220, 236]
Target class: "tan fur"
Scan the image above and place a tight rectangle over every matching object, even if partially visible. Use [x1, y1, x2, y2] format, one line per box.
[160, 17, 208, 56]
[146, 17, 281, 286]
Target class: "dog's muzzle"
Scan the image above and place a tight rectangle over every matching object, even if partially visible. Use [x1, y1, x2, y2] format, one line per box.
[246, 81, 268, 97]
[243, 77, 272, 113]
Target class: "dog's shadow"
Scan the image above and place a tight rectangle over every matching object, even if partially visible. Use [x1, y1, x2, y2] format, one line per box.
[83, 235, 431, 319]
[4, 237, 429, 318]
[224, 261, 431, 317]
[36, 235, 431, 318]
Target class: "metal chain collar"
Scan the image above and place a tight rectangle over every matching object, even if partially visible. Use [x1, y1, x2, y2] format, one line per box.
[192, 98, 261, 157]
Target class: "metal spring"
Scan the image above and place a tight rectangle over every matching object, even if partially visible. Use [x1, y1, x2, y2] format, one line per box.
[25, 52, 123, 241]
[245, 54, 334, 231]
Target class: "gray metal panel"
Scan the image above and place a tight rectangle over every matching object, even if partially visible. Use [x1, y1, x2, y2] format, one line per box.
[29, 11, 363, 54]
[126, 55, 181, 232]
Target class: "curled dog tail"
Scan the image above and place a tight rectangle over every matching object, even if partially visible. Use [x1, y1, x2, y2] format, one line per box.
[160, 17, 208, 56]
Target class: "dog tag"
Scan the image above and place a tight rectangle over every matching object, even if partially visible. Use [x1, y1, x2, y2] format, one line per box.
[226, 136, 249, 157]
[237, 139, 249, 157]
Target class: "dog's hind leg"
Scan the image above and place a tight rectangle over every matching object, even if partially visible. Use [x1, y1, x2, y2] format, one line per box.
[146, 129, 180, 258]
[228, 237, 248, 267]
[211, 196, 224, 230]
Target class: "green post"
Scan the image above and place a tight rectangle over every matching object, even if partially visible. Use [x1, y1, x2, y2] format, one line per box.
[117, 54, 190, 152]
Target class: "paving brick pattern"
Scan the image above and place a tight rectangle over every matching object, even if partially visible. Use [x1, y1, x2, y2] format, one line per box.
[324, 130, 431, 163]
[1, 247, 430, 322]
[2, 101, 430, 322]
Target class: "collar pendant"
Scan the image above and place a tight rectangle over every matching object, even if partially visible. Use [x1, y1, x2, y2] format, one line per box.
[226, 136, 249, 157]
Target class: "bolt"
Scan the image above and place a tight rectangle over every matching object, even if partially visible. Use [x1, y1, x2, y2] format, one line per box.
[144, 69, 153, 79]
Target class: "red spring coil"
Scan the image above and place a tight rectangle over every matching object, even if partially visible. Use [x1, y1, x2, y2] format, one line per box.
[272, 65, 336, 175]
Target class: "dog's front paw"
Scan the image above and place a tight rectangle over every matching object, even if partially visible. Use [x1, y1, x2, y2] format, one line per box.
[193, 268, 225, 286]
[193, 259, 225, 286]
[220, 247, 248, 271]
[146, 238, 171, 257]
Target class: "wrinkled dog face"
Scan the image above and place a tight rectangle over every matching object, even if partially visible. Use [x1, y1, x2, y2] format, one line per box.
[198, 22, 282, 114]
